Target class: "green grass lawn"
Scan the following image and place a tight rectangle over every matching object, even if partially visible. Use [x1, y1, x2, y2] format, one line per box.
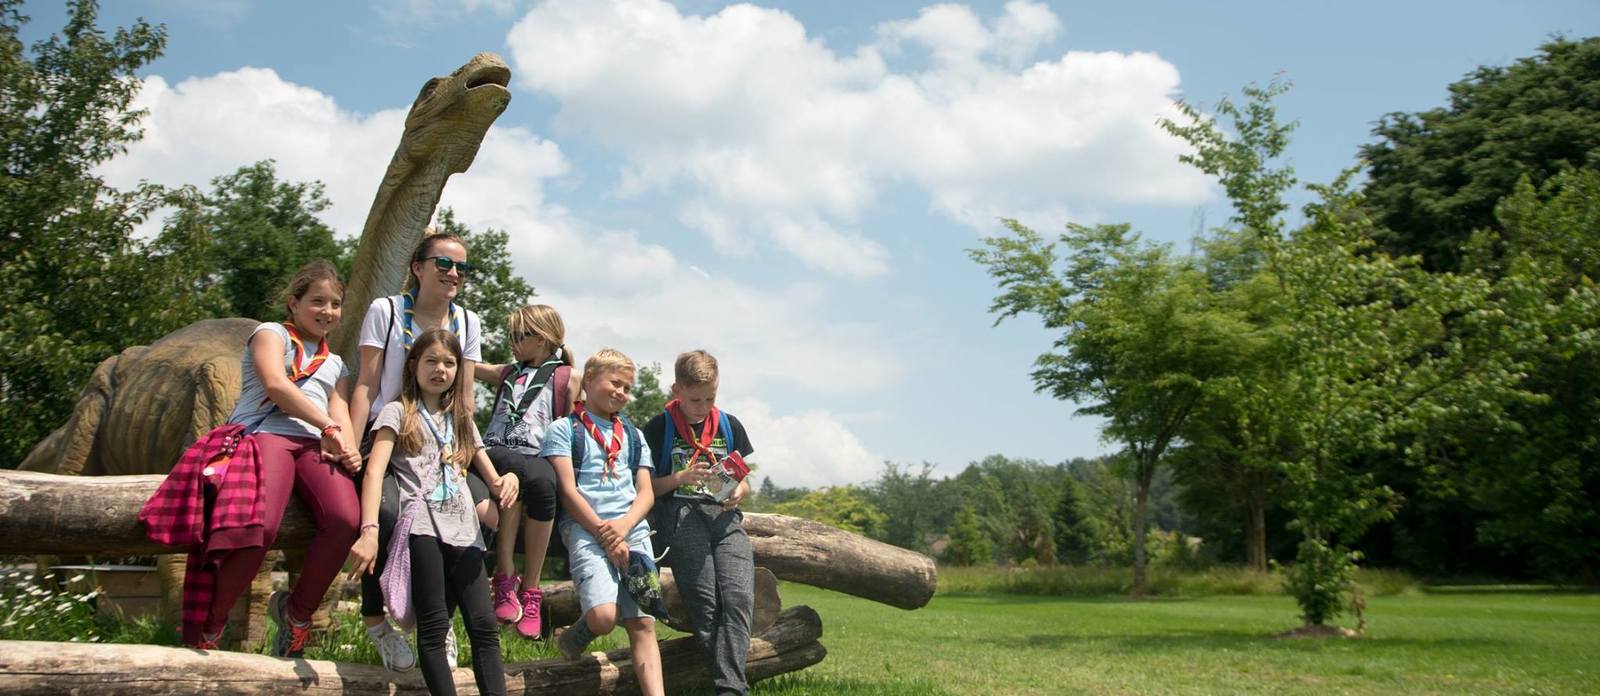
[743, 584, 1600, 696]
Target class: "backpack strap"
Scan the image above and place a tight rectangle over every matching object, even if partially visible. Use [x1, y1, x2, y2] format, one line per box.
[658, 406, 676, 472]
[487, 364, 517, 421]
[621, 415, 644, 473]
[568, 413, 586, 467]
[718, 410, 735, 454]
[491, 361, 562, 426]
[551, 366, 573, 418]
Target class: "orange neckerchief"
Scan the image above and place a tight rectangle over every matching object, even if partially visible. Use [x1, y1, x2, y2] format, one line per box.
[282, 322, 330, 381]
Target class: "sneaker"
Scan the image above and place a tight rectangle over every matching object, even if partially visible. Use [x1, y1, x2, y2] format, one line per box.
[492, 572, 522, 623]
[514, 587, 543, 638]
[189, 628, 223, 651]
[556, 624, 589, 660]
[267, 591, 312, 658]
[444, 626, 459, 670]
[365, 619, 417, 672]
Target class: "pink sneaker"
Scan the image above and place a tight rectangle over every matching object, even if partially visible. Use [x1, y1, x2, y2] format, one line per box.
[515, 587, 544, 638]
[492, 572, 522, 623]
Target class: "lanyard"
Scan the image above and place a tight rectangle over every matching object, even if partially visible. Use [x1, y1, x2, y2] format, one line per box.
[575, 402, 623, 481]
[420, 404, 456, 469]
[401, 290, 462, 347]
[281, 322, 330, 382]
[666, 399, 720, 470]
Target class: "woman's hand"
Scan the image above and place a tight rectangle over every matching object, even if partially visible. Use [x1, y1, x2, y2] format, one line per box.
[348, 527, 380, 580]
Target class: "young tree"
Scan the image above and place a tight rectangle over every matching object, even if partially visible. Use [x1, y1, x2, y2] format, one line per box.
[0, 1, 222, 466]
[944, 506, 992, 566]
[621, 362, 668, 426]
[1052, 476, 1097, 565]
[971, 224, 1246, 595]
[773, 486, 886, 538]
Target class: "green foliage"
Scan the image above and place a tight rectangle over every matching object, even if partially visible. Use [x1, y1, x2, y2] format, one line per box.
[1280, 537, 1358, 626]
[773, 486, 885, 538]
[1051, 476, 1096, 565]
[943, 505, 991, 566]
[0, 1, 225, 467]
[621, 362, 667, 426]
[1363, 37, 1600, 271]
[863, 462, 947, 554]
[157, 160, 342, 321]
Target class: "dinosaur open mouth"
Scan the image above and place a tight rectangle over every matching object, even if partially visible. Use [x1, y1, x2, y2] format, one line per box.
[465, 63, 511, 91]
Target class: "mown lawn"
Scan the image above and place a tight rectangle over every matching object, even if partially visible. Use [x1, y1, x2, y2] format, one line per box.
[736, 584, 1600, 696]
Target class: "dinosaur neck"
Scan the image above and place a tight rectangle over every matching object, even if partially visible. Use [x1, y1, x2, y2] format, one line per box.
[331, 157, 452, 361]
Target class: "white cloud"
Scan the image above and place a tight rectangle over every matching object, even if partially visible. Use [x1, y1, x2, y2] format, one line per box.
[506, 0, 1210, 277]
[723, 397, 881, 489]
[99, 64, 891, 485]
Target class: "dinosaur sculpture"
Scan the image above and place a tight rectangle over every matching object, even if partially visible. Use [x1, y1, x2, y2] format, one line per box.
[20, 53, 512, 477]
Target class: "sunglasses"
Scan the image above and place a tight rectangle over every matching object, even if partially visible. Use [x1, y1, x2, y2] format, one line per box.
[425, 255, 475, 276]
[510, 331, 540, 344]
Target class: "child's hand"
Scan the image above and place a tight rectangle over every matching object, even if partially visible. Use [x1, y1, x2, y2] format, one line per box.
[322, 430, 361, 474]
[606, 538, 629, 570]
[494, 475, 519, 509]
[679, 461, 714, 487]
[722, 478, 750, 511]
[347, 528, 379, 580]
[596, 519, 627, 550]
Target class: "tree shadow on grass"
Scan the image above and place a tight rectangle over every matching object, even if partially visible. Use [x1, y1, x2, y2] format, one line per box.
[994, 630, 1512, 654]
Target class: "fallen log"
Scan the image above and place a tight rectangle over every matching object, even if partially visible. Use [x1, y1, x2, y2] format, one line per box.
[0, 605, 824, 695]
[0, 471, 936, 609]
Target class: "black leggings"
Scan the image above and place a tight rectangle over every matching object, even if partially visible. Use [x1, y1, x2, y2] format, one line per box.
[360, 469, 492, 617]
[411, 537, 504, 696]
[485, 447, 559, 521]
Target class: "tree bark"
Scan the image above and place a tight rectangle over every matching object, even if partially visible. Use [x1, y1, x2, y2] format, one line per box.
[0, 471, 936, 609]
[1245, 469, 1269, 572]
[1131, 458, 1153, 598]
[0, 605, 825, 695]
[540, 567, 782, 635]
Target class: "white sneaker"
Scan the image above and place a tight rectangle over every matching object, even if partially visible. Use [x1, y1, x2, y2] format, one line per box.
[445, 626, 459, 670]
[365, 620, 416, 672]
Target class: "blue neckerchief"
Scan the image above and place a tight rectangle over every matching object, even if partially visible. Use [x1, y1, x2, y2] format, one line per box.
[401, 289, 462, 347]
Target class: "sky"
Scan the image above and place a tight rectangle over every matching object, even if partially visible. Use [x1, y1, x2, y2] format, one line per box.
[20, 0, 1600, 488]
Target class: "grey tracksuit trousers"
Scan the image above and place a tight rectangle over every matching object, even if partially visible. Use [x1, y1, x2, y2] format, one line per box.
[660, 498, 754, 696]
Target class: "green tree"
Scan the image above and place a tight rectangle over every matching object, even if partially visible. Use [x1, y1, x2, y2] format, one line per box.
[773, 486, 886, 538]
[622, 362, 668, 426]
[866, 462, 952, 554]
[0, 1, 223, 466]
[944, 505, 992, 566]
[157, 159, 342, 321]
[1362, 37, 1600, 271]
[971, 222, 1245, 595]
[1052, 475, 1097, 565]
[950, 455, 1063, 565]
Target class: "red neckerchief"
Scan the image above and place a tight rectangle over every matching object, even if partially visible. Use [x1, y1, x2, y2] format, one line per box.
[666, 399, 720, 470]
[282, 322, 330, 382]
[575, 401, 623, 481]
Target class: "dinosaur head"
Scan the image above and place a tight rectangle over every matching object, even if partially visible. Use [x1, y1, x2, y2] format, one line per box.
[332, 53, 513, 358]
[400, 52, 512, 175]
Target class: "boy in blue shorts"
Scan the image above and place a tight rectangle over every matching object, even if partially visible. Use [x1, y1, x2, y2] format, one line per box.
[643, 350, 756, 696]
[541, 348, 663, 696]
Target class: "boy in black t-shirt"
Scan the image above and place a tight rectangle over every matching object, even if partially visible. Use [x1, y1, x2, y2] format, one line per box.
[642, 350, 755, 696]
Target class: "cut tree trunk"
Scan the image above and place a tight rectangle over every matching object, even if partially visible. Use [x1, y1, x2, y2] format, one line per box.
[0, 471, 936, 609]
[0, 605, 824, 695]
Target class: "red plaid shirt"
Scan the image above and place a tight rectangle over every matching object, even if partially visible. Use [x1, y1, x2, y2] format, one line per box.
[139, 423, 266, 644]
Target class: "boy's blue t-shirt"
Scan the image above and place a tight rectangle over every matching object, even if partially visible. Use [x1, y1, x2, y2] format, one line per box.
[541, 408, 654, 520]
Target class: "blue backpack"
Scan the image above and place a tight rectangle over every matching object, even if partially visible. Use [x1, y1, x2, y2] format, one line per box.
[658, 408, 736, 472]
[569, 412, 645, 474]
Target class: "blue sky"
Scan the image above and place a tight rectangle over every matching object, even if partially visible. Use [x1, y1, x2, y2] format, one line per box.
[22, 0, 1600, 487]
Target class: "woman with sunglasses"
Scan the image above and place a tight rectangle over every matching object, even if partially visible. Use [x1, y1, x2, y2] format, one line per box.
[348, 230, 494, 672]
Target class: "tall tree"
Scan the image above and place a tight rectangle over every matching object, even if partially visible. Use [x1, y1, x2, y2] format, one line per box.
[0, 1, 222, 466]
[971, 223, 1245, 595]
[1362, 37, 1600, 271]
